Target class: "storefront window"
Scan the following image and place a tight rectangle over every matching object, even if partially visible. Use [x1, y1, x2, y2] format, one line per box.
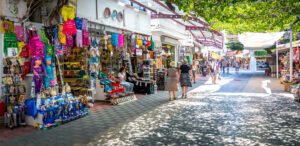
[162, 44, 175, 69]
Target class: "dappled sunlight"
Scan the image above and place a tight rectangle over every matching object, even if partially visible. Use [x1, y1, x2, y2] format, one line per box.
[89, 91, 300, 146]
[189, 76, 234, 94]
[87, 72, 299, 146]
[262, 80, 272, 94]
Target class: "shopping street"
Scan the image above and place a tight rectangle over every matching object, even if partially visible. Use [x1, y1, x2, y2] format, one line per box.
[1, 0, 300, 145]
[1, 71, 299, 146]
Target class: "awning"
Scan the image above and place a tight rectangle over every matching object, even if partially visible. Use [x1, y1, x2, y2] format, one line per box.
[211, 52, 222, 59]
[238, 32, 284, 50]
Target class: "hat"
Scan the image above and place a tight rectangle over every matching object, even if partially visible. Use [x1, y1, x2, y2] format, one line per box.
[170, 61, 175, 67]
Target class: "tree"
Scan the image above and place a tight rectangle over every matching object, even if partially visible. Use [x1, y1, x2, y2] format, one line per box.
[226, 41, 244, 51]
[171, 0, 300, 34]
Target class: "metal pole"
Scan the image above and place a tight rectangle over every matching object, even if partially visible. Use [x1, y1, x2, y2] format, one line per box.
[290, 23, 293, 81]
[276, 41, 279, 78]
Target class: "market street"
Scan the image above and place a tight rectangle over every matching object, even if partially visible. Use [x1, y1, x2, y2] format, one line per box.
[2, 71, 300, 146]
[87, 71, 300, 146]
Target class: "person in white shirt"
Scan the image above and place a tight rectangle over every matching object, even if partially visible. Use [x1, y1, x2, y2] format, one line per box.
[118, 67, 134, 93]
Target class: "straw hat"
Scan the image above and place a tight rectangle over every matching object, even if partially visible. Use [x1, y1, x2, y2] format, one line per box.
[170, 61, 176, 67]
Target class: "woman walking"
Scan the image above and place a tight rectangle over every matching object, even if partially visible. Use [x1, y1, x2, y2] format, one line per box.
[165, 61, 179, 101]
[211, 60, 217, 84]
[192, 61, 197, 84]
[179, 59, 192, 98]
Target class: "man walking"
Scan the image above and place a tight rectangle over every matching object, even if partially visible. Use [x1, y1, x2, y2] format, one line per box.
[221, 59, 226, 74]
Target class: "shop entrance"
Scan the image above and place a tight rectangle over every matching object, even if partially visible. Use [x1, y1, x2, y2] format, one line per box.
[162, 44, 175, 69]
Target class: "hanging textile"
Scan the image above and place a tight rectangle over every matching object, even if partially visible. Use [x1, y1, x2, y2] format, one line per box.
[111, 33, 119, 47]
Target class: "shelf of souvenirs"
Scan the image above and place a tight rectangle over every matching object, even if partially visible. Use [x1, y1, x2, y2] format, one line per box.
[2, 93, 25, 96]
[2, 74, 22, 76]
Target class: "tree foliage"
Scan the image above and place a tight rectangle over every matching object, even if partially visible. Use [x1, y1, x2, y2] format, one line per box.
[226, 41, 244, 51]
[172, 0, 300, 34]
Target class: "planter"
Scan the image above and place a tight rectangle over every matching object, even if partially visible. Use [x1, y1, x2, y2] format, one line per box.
[283, 82, 294, 92]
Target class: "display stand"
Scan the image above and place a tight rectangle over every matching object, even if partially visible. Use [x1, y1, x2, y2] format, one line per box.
[94, 79, 106, 101]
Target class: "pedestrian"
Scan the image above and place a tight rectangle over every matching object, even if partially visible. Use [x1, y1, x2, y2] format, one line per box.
[211, 60, 217, 84]
[200, 60, 207, 77]
[192, 61, 197, 84]
[221, 59, 226, 74]
[118, 67, 134, 93]
[179, 59, 192, 98]
[235, 61, 240, 74]
[165, 61, 179, 101]
[226, 61, 230, 74]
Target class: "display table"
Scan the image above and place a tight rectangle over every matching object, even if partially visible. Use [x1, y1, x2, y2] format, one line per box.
[94, 80, 106, 101]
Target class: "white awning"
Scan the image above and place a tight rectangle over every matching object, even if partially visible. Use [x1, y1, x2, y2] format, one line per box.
[238, 32, 284, 50]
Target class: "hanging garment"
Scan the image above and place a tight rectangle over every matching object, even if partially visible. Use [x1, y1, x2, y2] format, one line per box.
[76, 30, 83, 48]
[61, 5, 76, 22]
[62, 20, 77, 36]
[118, 34, 124, 47]
[45, 44, 54, 56]
[150, 37, 155, 50]
[41, 29, 49, 43]
[29, 36, 44, 58]
[14, 25, 24, 41]
[66, 34, 74, 48]
[19, 45, 30, 58]
[1, 20, 14, 33]
[82, 30, 90, 47]
[137, 35, 143, 47]
[142, 36, 147, 46]
[82, 18, 88, 31]
[17, 41, 25, 54]
[146, 36, 151, 47]
[53, 26, 63, 56]
[75, 17, 82, 30]
[111, 33, 118, 47]
[44, 26, 55, 43]
[58, 24, 66, 45]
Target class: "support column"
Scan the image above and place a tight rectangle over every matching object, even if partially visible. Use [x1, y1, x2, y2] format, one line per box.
[289, 24, 293, 81]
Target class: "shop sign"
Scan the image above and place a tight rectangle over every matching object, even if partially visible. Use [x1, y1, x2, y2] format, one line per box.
[103, 7, 123, 22]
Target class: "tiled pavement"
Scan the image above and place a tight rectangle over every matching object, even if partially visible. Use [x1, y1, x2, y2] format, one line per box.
[87, 72, 300, 146]
[1, 75, 208, 146]
[2, 71, 299, 146]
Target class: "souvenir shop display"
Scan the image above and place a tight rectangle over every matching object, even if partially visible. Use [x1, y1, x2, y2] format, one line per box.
[0, 4, 94, 129]
[291, 84, 300, 102]
[1, 20, 27, 128]
[25, 83, 88, 129]
[95, 31, 139, 104]
[279, 48, 300, 92]
[143, 59, 153, 80]
[62, 47, 90, 96]
[126, 72, 156, 94]
[157, 70, 166, 90]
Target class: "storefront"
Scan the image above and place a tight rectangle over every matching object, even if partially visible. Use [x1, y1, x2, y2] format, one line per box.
[77, 0, 157, 104]
[275, 41, 300, 96]
[0, 1, 92, 129]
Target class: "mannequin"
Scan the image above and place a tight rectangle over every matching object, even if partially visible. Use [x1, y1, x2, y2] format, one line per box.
[31, 56, 45, 94]
[44, 56, 54, 89]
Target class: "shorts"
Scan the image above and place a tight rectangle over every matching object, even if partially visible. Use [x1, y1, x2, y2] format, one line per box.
[192, 70, 196, 76]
